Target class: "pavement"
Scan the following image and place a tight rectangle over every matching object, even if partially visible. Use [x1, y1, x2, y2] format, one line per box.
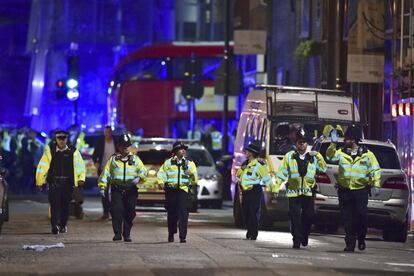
[0, 197, 414, 275]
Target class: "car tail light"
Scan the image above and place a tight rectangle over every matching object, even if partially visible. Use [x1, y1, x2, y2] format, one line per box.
[315, 172, 331, 184]
[382, 177, 408, 190]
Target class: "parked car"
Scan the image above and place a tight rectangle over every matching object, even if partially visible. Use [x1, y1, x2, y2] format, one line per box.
[135, 138, 223, 211]
[186, 143, 223, 209]
[313, 138, 410, 242]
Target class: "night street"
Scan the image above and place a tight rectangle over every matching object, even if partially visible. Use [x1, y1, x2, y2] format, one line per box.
[1, 1, 414, 275]
[1, 197, 413, 275]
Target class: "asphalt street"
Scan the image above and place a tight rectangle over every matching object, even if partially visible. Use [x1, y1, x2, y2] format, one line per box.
[1, 197, 414, 275]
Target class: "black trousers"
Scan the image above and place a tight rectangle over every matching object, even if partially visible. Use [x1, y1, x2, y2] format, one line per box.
[338, 186, 369, 248]
[98, 168, 110, 215]
[165, 188, 189, 240]
[288, 195, 314, 244]
[110, 188, 138, 238]
[242, 185, 263, 239]
[48, 180, 73, 228]
[102, 189, 110, 215]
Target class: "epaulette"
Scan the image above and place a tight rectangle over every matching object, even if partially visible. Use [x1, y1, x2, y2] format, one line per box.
[185, 157, 193, 162]
[257, 158, 266, 165]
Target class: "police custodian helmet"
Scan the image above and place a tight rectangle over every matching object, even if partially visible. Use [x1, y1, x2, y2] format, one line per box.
[245, 140, 263, 155]
[296, 128, 308, 142]
[344, 125, 362, 142]
[172, 141, 188, 152]
[117, 133, 132, 147]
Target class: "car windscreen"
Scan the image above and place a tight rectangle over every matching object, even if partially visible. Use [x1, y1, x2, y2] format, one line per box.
[270, 122, 362, 155]
[137, 150, 171, 165]
[318, 142, 401, 169]
[187, 149, 214, 167]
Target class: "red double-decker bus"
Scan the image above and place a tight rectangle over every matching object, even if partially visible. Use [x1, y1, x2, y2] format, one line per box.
[109, 42, 238, 137]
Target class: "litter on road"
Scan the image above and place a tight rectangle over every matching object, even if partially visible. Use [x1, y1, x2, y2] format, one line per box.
[22, 242, 64, 252]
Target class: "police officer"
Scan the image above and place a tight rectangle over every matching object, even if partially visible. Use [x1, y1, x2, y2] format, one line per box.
[36, 130, 86, 234]
[326, 125, 381, 252]
[98, 133, 147, 242]
[210, 125, 222, 160]
[236, 140, 273, 240]
[273, 129, 327, 249]
[157, 141, 197, 243]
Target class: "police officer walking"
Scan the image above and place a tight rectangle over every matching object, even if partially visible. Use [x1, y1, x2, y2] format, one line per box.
[273, 129, 327, 249]
[326, 125, 381, 252]
[157, 141, 198, 243]
[98, 133, 147, 242]
[36, 130, 86, 234]
[236, 140, 273, 240]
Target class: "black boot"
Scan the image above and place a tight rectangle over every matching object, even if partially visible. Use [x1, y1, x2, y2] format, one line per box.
[358, 240, 366, 251]
[301, 236, 308, 247]
[51, 225, 60, 235]
[168, 234, 174, 242]
[113, 234, 122, 241]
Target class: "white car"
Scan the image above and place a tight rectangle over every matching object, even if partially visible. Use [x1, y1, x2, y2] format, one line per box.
[135, 138, 223, 210]
[186, 144, 224, 209]
[313, 138, 410, 242]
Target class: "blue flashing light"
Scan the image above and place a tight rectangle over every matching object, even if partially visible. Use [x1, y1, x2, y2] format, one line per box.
[66, 78, 79, 89]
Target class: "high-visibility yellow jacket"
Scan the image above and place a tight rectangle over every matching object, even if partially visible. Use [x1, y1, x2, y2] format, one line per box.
[157, 157, 198, 193]
[273, 151, 327, 197]
[236, 158, 274, 191]
[35, 145, 86, 187]
[326, 143, 381, 190]
[211, 131, 222, 151]
[98, 153, 147, 190]
[187, 130, 202, 141]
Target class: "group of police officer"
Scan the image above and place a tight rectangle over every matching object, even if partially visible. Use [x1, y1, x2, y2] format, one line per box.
[35, 125, 380, 251]
[237, 125, 380, 252]
[35, 131, 197, 243]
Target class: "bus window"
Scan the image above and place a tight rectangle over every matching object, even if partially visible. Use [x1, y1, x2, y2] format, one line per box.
[260, 119, 267, 141]
[172, 57, 222, 80]
[122, 58, 169, 80]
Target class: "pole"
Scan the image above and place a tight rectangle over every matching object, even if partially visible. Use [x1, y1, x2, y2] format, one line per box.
[189, 98, 195, 138]
[222, 0, 230, 156]
[74, 99, 78, 125]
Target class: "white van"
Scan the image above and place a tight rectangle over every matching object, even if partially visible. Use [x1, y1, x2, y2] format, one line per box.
[231, 85, 361, 229]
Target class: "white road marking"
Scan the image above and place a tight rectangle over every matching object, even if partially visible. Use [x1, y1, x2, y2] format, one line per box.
[386, 263, 414, 267]
[272, 254, 335, 261]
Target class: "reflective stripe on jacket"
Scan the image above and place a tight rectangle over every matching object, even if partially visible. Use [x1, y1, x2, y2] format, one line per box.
[98, 154, 147, 190]
[187, 130, 202, 141]
[273, 151, 327, 197]
[157, 157, 198, 193]
[326, 143, 381, 190]
[211, 131, 222, 151]
[35, 145, 86, 187]
[236, 159, 273, 191]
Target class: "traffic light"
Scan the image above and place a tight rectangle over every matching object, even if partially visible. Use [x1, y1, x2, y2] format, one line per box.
[66, 56, 79, 101]
[56, 79, 66, 100]
[182, 56, 204, 99]
[66, 78, 79, 101]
